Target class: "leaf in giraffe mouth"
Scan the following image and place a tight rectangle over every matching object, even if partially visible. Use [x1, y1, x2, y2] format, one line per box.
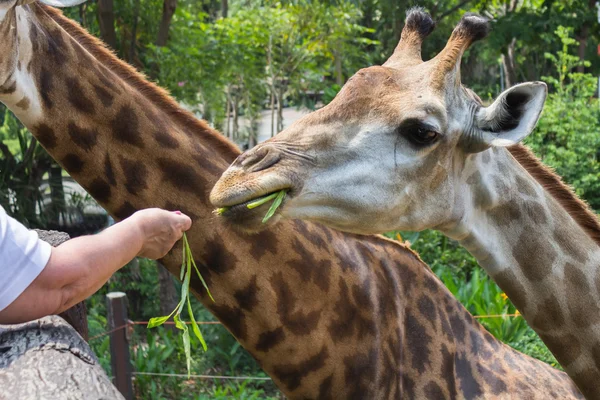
[147, 232, 213, 377]
[214, 189, 287, 223]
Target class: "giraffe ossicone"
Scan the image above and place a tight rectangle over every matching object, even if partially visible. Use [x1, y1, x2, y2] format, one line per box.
[212, 8, 600, 398]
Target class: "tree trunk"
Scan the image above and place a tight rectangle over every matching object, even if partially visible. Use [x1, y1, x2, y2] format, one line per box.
[96, 0, 118, 50]
[221, 0, 228, 18]
[277, 84, 284, 132]
[0, 316, 122, 399]
[270, 87, 275, 137]
[156, 0, 178, 47]
[78, 3, 87, 28]
[157, 262, 179, 331]
[501, 37, 517, 88]
[576, 0, 595, 73]
[225, 88, 232, 139]
[334, 41, 343, 86]
[232, 93, 239, 140]
[128, 0, 140, 64]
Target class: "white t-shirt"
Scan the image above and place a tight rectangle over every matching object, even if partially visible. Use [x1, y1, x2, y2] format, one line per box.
[0, 206, 52, 312]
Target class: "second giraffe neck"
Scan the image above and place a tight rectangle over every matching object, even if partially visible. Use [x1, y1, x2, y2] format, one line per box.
[442, 146, 600, 393]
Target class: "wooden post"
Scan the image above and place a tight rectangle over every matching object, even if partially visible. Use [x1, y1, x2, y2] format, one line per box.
[106, 292, 133, 400]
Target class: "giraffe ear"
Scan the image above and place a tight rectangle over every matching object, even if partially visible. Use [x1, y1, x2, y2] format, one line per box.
[469, 82, 547, 151]
[38, 0, 88, 7]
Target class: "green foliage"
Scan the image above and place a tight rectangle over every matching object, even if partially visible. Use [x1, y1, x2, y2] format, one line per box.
[526, 27, 600, 210]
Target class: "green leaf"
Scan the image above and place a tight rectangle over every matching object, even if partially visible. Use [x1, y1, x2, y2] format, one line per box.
[187, 295, 207, 351]
[246, 191, 279, 209]
[147, 315, 171, 328]
[262, 190, 286, 223]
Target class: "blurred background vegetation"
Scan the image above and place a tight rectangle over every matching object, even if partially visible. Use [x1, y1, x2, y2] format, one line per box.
[2, 0, 600, 397]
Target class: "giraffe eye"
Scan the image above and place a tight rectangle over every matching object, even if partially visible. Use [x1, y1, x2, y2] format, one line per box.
[400, 121, 440, 146]
[411, 128, 439, 145]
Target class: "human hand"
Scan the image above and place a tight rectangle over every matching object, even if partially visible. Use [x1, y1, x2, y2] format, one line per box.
[131, 208, 192, 259]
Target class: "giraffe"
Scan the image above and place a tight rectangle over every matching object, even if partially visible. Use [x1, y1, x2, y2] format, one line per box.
[0, 2, 583, 398]
[211, 8, 600, 398]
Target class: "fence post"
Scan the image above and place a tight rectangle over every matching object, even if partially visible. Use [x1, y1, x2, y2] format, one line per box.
[106, 292, 133, 400]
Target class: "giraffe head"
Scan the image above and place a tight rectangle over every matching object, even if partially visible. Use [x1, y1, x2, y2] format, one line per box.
[211, 9, 547, 234]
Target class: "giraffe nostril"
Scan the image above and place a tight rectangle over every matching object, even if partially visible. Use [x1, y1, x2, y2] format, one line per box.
[237, 146, 281, 173]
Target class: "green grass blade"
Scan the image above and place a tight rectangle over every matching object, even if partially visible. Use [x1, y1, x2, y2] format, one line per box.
[187, 295, 207, 351]
[262, 190, 286, 223]
[247, 192, 279, 209]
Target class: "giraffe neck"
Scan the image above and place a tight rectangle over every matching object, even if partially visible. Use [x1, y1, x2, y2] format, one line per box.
[0, 4, 581, 398]
[441, 145, 600, 397]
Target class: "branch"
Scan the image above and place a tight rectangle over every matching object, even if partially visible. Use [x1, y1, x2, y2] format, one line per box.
[436, 0, 474, 22]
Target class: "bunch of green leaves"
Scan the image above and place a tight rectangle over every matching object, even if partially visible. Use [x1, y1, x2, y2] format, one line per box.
[148, 233, 213, 376]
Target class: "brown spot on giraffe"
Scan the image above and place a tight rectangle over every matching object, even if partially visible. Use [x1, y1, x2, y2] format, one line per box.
[531, 295, 565, 331]
[405, 311, 432, 374]
[272, 346, 329, 391]
[157, 157, 208, 201]
[317, 374, 334, 399]
[68, 122, 98, 152]
[424, 381, 446, 399]
[34, 123, 57, 149]
[0, 80, 16, 95]
[15, 96, 29, 110]
[153, 130, 180, 149]
[516, 174, 537, 197]
[328, 280, 375, 343]
[554, 228, 590, 264]
[210, 303, 247, 341]
[494, 269, 528, 309]
[61, 153, 84, 174]
[270, 272, 322, 335]
[513, 227, 557, 281]
[538, 332, 582, 365]
[93, 83, 114, 107]
[39, 67, 53, 109]
[201, 238, 237, 275]
[488, 201, 521, 226]
[524, 201, 548, 224]
[288, 238, 332, 292]
[565, 262, 600, 327]
[234, 275, 259, 311]
[85, 178, 111, 204]
[255, 327, 286, 352]
[343, 348, 378, 398]
[66, 77, 95, 114]
[111, 105, 143, 147]
[248, 229, 279, 261]
[466, 171, 492, 209]
[104, 154, 117, 186]
[119, 156, 149, 195]
[455, 352, 483, 398]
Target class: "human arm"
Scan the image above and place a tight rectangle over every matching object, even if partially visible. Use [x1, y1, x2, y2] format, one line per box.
[0, 208, 191, 324]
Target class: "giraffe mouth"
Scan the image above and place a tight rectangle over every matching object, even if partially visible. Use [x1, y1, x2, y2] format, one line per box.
[214, 189, 291, 219]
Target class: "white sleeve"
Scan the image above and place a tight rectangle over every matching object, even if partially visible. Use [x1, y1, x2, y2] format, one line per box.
[0, 206, 52, 312]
